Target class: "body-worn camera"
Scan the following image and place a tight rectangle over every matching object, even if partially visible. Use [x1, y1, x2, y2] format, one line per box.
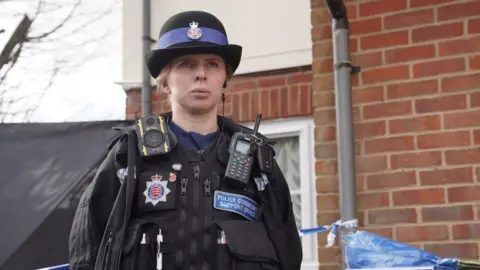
[135, 115, 173, 156]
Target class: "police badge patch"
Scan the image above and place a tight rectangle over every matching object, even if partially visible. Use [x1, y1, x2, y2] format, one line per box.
[143, 174, 171, 206]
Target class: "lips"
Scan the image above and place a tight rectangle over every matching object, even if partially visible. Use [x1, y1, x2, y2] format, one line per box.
[191, 88, 210, 94]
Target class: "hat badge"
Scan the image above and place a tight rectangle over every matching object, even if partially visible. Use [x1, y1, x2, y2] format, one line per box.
[187, 21, 202, 40]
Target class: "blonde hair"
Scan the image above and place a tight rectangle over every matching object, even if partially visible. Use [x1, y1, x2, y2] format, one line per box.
[155, 64, 172, 93]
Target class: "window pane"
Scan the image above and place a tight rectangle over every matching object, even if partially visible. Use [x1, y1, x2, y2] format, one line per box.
[292, 194, 302, 229]
[272, 136, 301, 191]
[272, 136, 302, 228]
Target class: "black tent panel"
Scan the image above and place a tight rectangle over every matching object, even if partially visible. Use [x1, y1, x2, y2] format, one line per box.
[2, 170, 95, 270]
[0, 120, 130, 269]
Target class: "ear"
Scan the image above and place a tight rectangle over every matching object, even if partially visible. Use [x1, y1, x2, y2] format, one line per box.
[161, 78, 170, 93]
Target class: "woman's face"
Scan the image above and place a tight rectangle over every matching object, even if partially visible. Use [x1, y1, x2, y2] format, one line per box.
[165, 53, 227, 115]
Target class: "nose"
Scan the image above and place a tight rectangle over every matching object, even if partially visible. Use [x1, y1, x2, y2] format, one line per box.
[194, 65, 207, 81]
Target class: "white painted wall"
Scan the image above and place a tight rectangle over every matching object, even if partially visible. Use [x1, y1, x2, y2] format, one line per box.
[121, 0, 312, 88]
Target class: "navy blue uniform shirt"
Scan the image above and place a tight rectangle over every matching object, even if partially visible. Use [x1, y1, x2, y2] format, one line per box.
[168, 120, 217, 150]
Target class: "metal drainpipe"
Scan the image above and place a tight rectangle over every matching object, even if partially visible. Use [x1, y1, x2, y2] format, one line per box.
[324, 1, 361, 267]
[141, 0, 152, 117]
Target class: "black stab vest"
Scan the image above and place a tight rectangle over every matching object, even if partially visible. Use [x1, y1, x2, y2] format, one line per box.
[123, 132, 262, 270]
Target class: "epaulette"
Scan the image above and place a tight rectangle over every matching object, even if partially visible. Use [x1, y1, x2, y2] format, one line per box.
[220, 116, 277, 156]
[222, 116, 275, 143]
[107, 134, 128, 150]
[107, 124, 136, 150]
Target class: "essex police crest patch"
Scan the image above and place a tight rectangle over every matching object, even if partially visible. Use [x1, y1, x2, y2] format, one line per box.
[143, 174, 171, 206]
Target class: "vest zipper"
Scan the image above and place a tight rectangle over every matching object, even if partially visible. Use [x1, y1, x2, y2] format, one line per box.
[197, 149, 205, 161]
[204, 174, 215, 270]
[176, 177, 188, 268]
[180, 177, 188, 195]
[193, 164, 200, 180]
[204, 177, 211, 196]
[193, 164, 200, 210]
[192, 164, 201, 261]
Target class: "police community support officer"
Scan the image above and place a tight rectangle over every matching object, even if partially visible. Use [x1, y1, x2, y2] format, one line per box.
[69, 10, 302, 270]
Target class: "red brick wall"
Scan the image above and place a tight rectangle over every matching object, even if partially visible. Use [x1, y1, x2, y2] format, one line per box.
[312, 0, 480, 267]
[126, 66, 313, 122]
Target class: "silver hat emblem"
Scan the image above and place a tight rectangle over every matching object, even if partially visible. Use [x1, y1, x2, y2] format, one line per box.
[187, 21, 202, 40]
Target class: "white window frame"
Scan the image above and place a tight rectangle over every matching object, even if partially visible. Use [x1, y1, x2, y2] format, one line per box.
[244, 116, 319, 270]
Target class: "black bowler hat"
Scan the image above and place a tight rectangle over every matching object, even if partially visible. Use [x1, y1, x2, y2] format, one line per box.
[145, 10, 242, 79]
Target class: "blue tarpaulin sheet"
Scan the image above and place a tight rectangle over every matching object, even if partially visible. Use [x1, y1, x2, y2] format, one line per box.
[295, 222, 463, 270]
[342, 230, 459, 270]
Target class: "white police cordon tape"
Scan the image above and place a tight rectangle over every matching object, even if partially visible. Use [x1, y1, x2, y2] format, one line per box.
[298, 219, 358, 247]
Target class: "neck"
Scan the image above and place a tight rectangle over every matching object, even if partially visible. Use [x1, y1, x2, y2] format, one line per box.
[171, 105, 219, 135]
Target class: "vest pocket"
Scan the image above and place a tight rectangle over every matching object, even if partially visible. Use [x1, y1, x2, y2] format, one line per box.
[120, 219, 161, 270]
[215, 220, 280, 270]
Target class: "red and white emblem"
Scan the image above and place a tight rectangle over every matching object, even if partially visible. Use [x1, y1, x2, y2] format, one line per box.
[143, 174, 171, 206]
[187, 21, 202, 40]
[169, 172, 177, 182]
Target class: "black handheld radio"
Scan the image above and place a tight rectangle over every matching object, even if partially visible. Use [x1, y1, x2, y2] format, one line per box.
[224, 114, 266, 188]
[135, 115, 173, 157]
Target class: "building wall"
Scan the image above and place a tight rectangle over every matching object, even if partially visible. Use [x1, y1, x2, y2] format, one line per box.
[312, 0, 480, 267]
